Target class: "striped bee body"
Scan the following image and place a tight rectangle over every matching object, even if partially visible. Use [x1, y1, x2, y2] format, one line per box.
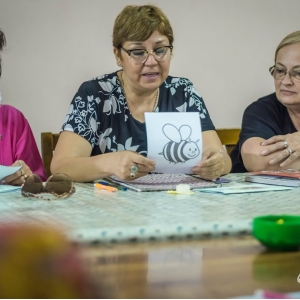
[163, 141, 190, 163]
[160, 123, 200, 164]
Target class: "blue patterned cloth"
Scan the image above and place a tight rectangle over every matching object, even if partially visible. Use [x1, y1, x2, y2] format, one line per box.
[61, 71, 215, 157]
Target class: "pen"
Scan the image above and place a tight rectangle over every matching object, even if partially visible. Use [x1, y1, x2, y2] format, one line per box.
[94, 183, 117, 192]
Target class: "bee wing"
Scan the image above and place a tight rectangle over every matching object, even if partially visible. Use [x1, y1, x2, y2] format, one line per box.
[162, 124, 181, 143]
[179, 125, 192, 141]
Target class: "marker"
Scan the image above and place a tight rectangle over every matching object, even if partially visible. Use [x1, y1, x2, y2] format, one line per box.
[94, 183, 117, 192]
[96, 180, 127, 191]
[97, 180, 111, 186]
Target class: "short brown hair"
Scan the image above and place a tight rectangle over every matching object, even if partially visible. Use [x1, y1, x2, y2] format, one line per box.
[275, 30, 300, 62]
[112, 5, 174, 48]
[0, 29, 6, 77]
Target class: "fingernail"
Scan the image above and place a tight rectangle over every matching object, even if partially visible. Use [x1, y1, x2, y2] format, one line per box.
[269, 160, 275, 164]
[261, 142, 265, 146]
[262, 150, 267, 155]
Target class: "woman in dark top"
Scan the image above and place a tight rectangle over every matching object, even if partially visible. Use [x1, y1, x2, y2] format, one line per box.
[231, 30, 300, 172]
[52, 5, 231, 182]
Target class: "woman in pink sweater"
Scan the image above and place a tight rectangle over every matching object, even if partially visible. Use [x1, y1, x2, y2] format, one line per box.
[0, 29, 46, 184]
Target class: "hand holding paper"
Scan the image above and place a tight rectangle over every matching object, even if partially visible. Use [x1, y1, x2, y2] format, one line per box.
[0, 165, 22, 182]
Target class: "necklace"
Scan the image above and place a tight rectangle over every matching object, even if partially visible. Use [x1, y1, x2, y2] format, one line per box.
[119, 71, 159, 112]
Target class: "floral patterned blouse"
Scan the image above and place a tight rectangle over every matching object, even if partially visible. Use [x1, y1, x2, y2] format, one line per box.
[61, 71, 215, 157]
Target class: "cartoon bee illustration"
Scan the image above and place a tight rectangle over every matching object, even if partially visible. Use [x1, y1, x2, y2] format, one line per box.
[159, 124, 200, 163]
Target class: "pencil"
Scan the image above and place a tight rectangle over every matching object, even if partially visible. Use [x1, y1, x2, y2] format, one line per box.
[94, 183, 117, 192]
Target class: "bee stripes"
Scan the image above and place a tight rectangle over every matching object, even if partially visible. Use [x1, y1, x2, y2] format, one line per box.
[163, 141, 190, 163]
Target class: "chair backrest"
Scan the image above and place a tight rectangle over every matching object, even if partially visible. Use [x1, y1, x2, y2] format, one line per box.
[41, 132, 60, 178]
[216, 128, 240, 154]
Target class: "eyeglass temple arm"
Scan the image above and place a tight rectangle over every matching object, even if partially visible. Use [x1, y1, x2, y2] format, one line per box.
[269, 65, 275, 75]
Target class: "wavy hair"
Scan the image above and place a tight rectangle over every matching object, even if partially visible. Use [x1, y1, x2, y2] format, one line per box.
[275, 30, 300, 62]
[112, 5, 174, 48]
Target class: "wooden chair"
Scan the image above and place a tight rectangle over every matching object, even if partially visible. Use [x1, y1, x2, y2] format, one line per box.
[41, 132, 60, 178]
[216, 128, 241, 154]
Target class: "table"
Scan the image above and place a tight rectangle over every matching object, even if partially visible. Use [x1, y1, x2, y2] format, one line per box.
[1, 173, 300, 298]
[82, 236, 300, 298]
[0, 174, 299, 244]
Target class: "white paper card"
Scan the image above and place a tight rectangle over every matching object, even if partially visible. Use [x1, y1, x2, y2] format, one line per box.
[0, 185, 21, 193]
[194, 184, 292, 194]
[145, 112, 202, 174]
[0, 165, 22, 181]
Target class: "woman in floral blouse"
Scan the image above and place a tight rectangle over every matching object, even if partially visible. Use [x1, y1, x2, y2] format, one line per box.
[51, 4, 231, 182]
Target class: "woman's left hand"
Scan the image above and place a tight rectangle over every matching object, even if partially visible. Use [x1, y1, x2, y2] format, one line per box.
[192, 149, 226, 180]
[260, 133, 300, 167]
[3, 160, 33, 186]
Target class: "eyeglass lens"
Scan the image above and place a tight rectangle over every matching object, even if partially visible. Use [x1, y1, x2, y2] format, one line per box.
[44, 174, 73, 195]
[22, 174, 44, 194]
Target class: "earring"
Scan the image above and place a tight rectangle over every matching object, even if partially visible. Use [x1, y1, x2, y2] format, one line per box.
[118, 61, 122, 67]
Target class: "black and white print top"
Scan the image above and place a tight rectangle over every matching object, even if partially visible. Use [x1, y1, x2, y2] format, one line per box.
[61, 71, 215, 157]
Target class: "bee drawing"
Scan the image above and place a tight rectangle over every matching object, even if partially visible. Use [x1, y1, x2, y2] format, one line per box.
[159, 124, 200, 163]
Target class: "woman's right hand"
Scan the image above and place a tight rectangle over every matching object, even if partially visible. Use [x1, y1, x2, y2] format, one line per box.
[51, 132, 156, 182]
[3, 160, 33, 186]
[260, 132, 300, 167]
[109, 151, 156, 180]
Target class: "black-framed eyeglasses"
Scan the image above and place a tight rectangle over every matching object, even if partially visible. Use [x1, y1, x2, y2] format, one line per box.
[269, 65, 300, 82]
[120, 45, 173, 65]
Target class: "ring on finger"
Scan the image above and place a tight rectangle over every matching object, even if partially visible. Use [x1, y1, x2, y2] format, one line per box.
[130, 165, 138, 179]
[283, 141, 288, 149]
[21, 169, 25, 176]
[130, 165, 138, 173]
[287, 148, 293, 156]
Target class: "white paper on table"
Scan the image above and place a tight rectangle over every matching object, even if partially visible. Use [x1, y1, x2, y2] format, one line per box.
[0, 165, 22, 181]
[0, 185, 21, 193]
[145, 112, 202, 174]
[194, 184, 292, 194]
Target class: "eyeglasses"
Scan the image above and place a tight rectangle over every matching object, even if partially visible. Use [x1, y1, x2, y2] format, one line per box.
[120, 45, 173, 64]
[21, 173, 75, 200]
[269, 65, 300, 82]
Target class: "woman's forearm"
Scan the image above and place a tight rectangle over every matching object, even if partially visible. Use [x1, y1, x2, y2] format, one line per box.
[51, 154, 113, 182]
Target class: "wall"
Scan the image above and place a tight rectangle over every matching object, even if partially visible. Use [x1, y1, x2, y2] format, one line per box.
[0, 0, 299, 151]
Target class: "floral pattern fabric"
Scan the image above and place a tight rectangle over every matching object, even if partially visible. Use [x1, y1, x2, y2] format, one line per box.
[61, 71, 215, 157]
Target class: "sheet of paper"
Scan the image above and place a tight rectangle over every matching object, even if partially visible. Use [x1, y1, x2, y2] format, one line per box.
[194, 184, 292, 194]
[145, 112, 202, 174]
[0, 185, 21, 193]
[0, 165, 22, 181]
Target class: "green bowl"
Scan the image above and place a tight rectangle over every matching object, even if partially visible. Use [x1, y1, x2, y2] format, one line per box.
[253, 215, 300, 251]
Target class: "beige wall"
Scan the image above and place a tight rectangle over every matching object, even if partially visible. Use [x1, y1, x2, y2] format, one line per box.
[0, 0, 299, 152]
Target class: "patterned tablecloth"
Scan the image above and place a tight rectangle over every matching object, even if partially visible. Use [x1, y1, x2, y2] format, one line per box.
[0, 174, 298, 244]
